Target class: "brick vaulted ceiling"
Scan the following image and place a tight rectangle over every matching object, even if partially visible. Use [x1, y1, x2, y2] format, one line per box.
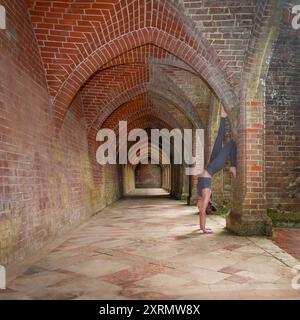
[25, 0, 267, 134]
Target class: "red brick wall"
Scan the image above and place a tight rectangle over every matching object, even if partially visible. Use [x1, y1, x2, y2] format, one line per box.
[0, 0, 52, 265]
[57, 94, 94, 225]
[265, 16, 300, 213]
[104, 164, 122, 204]
[135, 164, 162, 188]
[182, 0, 259, 91]
[0, 0, 122, 265]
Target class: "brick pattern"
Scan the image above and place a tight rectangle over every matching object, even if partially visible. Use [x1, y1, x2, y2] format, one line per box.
[25, 0, 221, 97]
[182, 0, 262, 91]
[265, 16, 300, 212]
[273, 228, 300, 260]
[157, 64, 212, 125]
[101, 94, 183, 130]
[100, 43, 177, 69]
[0, 0, 53, 264]
[25, 0, 237, 132]
[229, 98, 267, 221]
[242, 0, 270, 76]
[0, 0, 46, 87]
[81, 63, 149, 128]
[82, 66, 201, 131]
[135, 164, 162, 188]
[75, 43, 211, 134]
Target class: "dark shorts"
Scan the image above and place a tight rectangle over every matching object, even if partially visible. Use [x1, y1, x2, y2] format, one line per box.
[197, 177, 212, 197]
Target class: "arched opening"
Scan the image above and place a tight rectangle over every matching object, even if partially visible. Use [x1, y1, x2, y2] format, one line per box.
[135, 163, 162, 189]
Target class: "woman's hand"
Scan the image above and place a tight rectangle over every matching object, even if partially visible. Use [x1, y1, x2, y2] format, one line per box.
[229, 166, 237, 178]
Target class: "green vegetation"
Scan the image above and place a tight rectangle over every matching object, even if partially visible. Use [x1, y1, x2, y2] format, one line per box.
[267, 208, 300, 228]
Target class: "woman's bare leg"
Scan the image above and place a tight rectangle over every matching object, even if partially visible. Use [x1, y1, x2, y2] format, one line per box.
[199, 188, 212, 233]
[196, 105, 228, 233]
[200, 170, 212, 178]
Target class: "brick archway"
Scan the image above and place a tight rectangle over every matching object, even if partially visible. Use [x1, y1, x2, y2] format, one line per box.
[90, 82, 200, 131]
[76, 56, 202, 132]
[53, 28, 237, 133]
[103, 105, 183, 133]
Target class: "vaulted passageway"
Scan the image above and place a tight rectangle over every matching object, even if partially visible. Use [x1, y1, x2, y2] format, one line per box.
[0, 0, 299, 287]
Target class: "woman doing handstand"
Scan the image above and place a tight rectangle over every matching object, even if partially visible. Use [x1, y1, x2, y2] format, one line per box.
[197, 105, 237, 234]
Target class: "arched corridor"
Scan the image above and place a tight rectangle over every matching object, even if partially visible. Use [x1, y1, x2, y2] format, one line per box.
[0, 0, 299, 300]
[135, 164, 162, 189]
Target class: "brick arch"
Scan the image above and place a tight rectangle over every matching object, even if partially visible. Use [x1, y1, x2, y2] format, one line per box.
[131, 149, 166, 166]
[91, 107, 181, 154]
[226, 1, 284, 236]
[80, 55, 202, 130]
[80, 63, 150, 128]
[127, 142, 173, 167]
[113, 111, 185, 161]
[90, 82, 201, 131]
[103, 105, 182, 132]
[91, 114, 176, 167]
[89, 111, 183, 185]
[99, 44, 197, 76]
[91, 111, 178, 150]
[27, 0, 226, 95]
[234, 0, 282, 190]
[100, 44, 188, 70]
[88, 108, 178, 151]
[53, 28, 237, 133]
[128, 143, 172, 166]
[122, 116, 175, 139]
[95, 93, 193, 160]
[242, 0, 272, 87]
[130, 145, 169, 164]
[119, 115, 181, 162]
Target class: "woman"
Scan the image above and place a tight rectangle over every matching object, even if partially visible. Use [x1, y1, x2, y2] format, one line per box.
[197, 105, 237, 233]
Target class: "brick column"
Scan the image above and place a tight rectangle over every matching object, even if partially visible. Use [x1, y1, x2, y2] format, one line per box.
[188, 129, 204, 205]
[181, 166, 189, 200]
[225, 0, 283, 237]
[226, 99, 272, 236]
[166, 166, 171, 193]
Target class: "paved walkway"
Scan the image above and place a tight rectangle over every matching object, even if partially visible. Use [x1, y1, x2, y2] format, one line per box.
[1, 189, 299, 300]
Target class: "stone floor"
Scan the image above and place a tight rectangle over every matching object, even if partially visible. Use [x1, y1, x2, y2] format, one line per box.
[1, 189, 299, 300]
